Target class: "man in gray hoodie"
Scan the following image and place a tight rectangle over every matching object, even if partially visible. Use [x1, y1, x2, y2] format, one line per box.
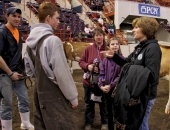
[24, 2, 78, 130]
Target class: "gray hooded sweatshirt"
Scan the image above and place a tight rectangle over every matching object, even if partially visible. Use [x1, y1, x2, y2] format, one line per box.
[24, 23, 78, 105]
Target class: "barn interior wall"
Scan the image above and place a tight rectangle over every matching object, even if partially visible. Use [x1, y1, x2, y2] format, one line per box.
[114, 1, 170, 29]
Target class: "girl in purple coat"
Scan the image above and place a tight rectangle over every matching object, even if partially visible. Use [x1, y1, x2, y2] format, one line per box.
[98, 37, 122, 130]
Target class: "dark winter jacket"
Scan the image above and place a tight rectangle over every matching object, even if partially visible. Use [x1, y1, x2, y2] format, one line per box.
[112, 39, 162, 100]
[0, 24, 23, 74]
[113, 63, 151, 130]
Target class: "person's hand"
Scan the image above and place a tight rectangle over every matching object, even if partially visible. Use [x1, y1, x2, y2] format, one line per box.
[94, 66, 99, 73]
[104, 85, 111, 93]
[100, 85, 111, 93]
[72, 104, 78, 108]
[10, 72, 23, 81]
[88, 64, 94, 72]
[100, 47, 115, 58]
[100, 86, 105, 92]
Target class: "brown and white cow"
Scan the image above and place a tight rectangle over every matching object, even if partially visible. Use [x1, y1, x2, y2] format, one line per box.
[63, 42, 92, 73]
[159, 41, 170, 114]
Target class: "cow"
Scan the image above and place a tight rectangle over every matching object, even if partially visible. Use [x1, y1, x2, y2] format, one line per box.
[63, 42, 93, 73]
[159, 41, 170, 114]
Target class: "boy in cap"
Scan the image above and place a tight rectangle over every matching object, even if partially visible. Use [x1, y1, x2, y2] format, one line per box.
[0, 7, 34, 130]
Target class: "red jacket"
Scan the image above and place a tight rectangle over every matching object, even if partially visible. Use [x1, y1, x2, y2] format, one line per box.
[79, 42, 106, 86]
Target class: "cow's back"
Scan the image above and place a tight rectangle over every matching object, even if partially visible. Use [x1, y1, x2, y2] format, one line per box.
[72, 42, 92, 58]
[64, 42, 92, 61]
[160, 44, 170, 77]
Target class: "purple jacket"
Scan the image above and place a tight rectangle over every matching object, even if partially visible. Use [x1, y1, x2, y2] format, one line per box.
[98, 57, 122, 90]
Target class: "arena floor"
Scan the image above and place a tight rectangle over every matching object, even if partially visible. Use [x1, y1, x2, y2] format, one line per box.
[12, 69, 170, 130]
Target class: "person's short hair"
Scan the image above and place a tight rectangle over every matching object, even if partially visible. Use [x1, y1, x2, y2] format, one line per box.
[132, 16, 159, 39]
[107, 37, 122, 55]
[93, 27, 105, 37]
[38, 2, 60, 23]
[6, 7, 22, 16]
[85, 24, 89, 27]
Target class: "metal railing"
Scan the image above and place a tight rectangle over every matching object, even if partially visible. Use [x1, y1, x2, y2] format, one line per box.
[115, 30, 128, 45]
[155, 0, 170, 7]
[102, 0, 114, 15]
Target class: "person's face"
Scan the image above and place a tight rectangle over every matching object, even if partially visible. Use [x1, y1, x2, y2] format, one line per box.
[6, 13, 21, 28]
[48, 11, 60, 30]
[67, 27, 70, 31]
[94, 33, 104, 44]
[132, 25, 147, 41]
[109, 40, 119, 53]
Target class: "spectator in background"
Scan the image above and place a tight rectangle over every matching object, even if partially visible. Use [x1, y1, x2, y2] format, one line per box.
[85, 0, 90, 6]
[78, 30, 86, 39]
[108, 20, 116, 35]
[102, 24, 105, 32]
[145, 0, 152, 4]
[96, 0, 104, 11]
[66, 25, 73, 41]
[67, 25, 71, 31]
[98, 15, 104, 25]
[84, 24, 93, 38]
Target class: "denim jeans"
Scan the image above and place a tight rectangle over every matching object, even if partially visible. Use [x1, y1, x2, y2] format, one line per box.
[108, 29, 114, 34]
[139, 99, 155, 130]
[0, 74, 29, 120]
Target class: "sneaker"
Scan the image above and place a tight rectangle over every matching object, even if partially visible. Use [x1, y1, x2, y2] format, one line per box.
[85, 124, 91, 130]
[101, 124, 108, 130]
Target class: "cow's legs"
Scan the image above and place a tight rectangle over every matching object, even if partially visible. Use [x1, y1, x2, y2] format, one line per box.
[70, 60, 73, 74]
[68, 60, 73, 74]
[165, 75, 170, 114]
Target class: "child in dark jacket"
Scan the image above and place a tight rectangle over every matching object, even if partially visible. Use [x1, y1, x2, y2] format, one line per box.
[98, 37, 122, 130]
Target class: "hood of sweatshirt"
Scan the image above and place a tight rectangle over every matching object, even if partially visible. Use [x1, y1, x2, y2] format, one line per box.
[26, 23, 54, 49]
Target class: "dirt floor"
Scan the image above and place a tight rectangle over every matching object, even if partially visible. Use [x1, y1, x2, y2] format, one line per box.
[11, 69, 170, 130]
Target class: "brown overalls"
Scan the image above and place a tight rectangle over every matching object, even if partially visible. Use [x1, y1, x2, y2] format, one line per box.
[27, 35, 77, 130]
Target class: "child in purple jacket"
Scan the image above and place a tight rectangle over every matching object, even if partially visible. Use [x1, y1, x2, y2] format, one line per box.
[98, 37, 122, 130]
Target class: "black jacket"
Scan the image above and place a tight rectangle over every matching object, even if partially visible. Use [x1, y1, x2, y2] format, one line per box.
[113, 64, 151, 130]
[0, 24, 23, 73]
[113, 39, 162, 100]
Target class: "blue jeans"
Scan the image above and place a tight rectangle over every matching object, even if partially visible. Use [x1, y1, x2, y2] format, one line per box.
[108, 29, 114, 34]
[139, 99, 155, 130]
[0, 74, 29, 120]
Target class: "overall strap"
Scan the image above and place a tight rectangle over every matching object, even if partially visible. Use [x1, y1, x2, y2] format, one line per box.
[27, 34, 52, 65]
[36, 34, 52, 58]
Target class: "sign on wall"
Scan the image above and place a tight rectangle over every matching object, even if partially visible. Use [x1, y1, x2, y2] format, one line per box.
[138, 4, 160, 17]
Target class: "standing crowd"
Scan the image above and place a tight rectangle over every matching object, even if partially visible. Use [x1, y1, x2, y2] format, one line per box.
[0, 1, 161, 130]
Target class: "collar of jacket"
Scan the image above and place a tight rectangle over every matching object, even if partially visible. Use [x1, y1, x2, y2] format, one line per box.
[135, 39, 158, 50]
[93, 41, 106, 50]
